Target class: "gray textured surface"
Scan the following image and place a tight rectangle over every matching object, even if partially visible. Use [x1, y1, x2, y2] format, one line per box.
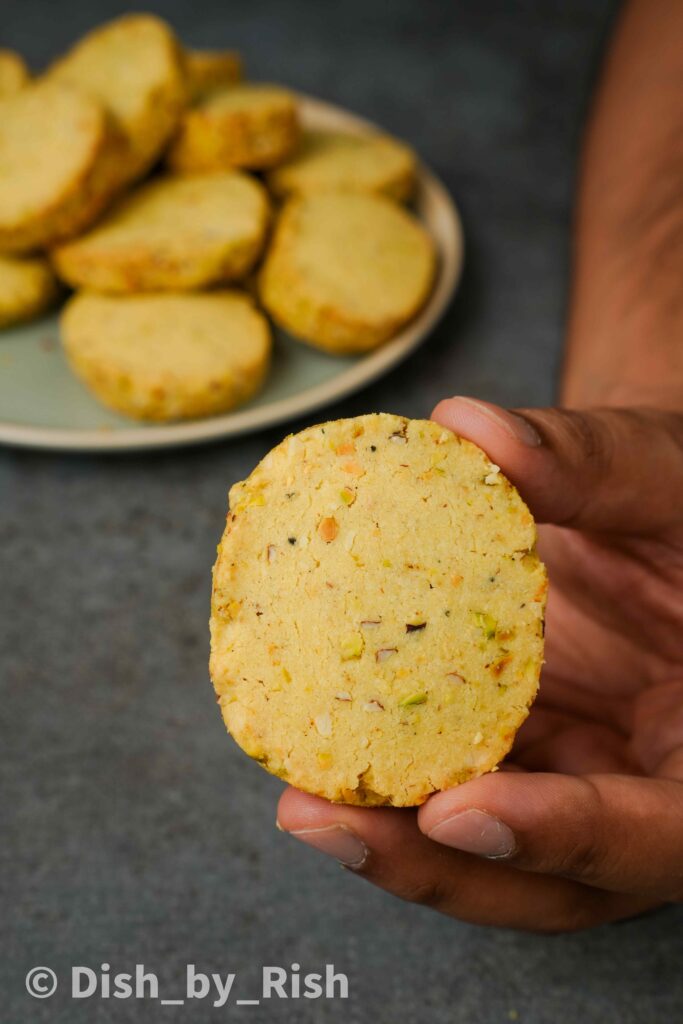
[2, 1, 682, 1021]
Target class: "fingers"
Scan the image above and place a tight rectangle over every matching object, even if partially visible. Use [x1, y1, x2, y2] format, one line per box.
[632, 679, 683, 777]
[277, 787, 652, 931]
[430, 397, 683, 535]
[418, 770, 683, 901]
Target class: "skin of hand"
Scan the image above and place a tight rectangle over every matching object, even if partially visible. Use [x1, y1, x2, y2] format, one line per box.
[562, 0, 683, 409]
[277, 396, 683, 932]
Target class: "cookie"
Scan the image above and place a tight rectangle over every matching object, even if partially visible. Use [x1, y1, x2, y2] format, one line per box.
[0, 255, 60, 328]
[184, 48, 243, 100]
[0, 49, 30, 96]
[47, 14, 186, 186]
[52, 172, 270, 293]
[259, 192, 436, 353]
[61, 291, 271, 421]
[210, 414, 547, 807]
[167, 84, 300, 172]
[267, 129, 417, 203]
[0, 81, 121, 253]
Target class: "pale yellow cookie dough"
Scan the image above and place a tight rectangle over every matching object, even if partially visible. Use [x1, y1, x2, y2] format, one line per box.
[0, 49, 30, 96]
[210, 413, 547, 807]
[0, 255, 60, 328]
[52, 172, 270, 293]
[259, 192, 437, 353]
[0, 81, 122, 253]
[184, 48, 243, 100]
[47, 14, 186, 186]
[167, 84, 300, 172]
[267, 129, 417, 203]
[61, 291, 271, 421]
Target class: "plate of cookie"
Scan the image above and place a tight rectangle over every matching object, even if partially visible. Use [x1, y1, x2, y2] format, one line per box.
[0, 15, 464, 452]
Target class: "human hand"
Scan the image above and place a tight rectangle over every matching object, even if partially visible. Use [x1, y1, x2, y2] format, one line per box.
[277, 397, 683, 931]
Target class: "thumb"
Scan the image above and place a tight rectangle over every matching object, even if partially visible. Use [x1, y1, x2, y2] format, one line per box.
[431, 397, 683, 535]
[418, 770, 683, 901]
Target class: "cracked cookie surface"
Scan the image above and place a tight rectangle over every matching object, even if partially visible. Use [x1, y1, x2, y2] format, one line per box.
[210, 413, 546, 806]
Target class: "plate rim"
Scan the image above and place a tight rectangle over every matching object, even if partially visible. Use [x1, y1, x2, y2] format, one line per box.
[0, 94, 464, 453]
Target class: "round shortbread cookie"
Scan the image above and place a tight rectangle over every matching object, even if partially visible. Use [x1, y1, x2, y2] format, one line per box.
[52, 172, 271, 293]
[61, 291, 271, 421]
[259, 192, 437, 353]
[0, 81, 121, 253]
[267, 129, 417, 203]
[210, 414, 547, 807]
[184, 49, 243, 100]
[167, 84, 300, 172]
[0, 50, 30, 96]
[47, 14, 186, 186]
[0, 255, 60, 328]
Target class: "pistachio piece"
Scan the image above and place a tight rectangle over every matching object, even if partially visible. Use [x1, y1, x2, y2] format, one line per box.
[398, 692, 427, 708]
[360, 619, 381, 628]
[340, 632, 364, 660]
[267, 544, 277, 563]
[335, 691, 352, 702]
[406, 621, 426, 633]
[473, 610, 497, 640]
[376, 648, 397, 663]
[339, 486, 356, 506]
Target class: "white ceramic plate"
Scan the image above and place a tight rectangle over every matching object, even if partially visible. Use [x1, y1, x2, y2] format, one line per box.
[0, 95, 463, 452]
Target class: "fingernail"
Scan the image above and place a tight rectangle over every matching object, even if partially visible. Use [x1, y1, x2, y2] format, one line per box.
[452, 397, 542, 447]
[284, 824, 369, 869]
[427, 809, 516, 859]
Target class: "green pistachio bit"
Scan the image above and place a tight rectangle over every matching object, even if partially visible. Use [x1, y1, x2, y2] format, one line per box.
[398, 692, 427, 708]
[340, 632, 364, 660]
[474, 610, 497, 640]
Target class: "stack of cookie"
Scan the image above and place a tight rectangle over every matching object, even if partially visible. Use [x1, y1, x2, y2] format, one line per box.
[0, 14, 438, 422]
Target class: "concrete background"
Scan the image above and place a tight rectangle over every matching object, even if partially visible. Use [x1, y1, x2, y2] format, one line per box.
[2, 1, 682, 1021]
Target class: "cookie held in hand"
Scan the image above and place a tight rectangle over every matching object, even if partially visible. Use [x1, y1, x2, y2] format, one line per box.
[210, 414, 547, 807]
